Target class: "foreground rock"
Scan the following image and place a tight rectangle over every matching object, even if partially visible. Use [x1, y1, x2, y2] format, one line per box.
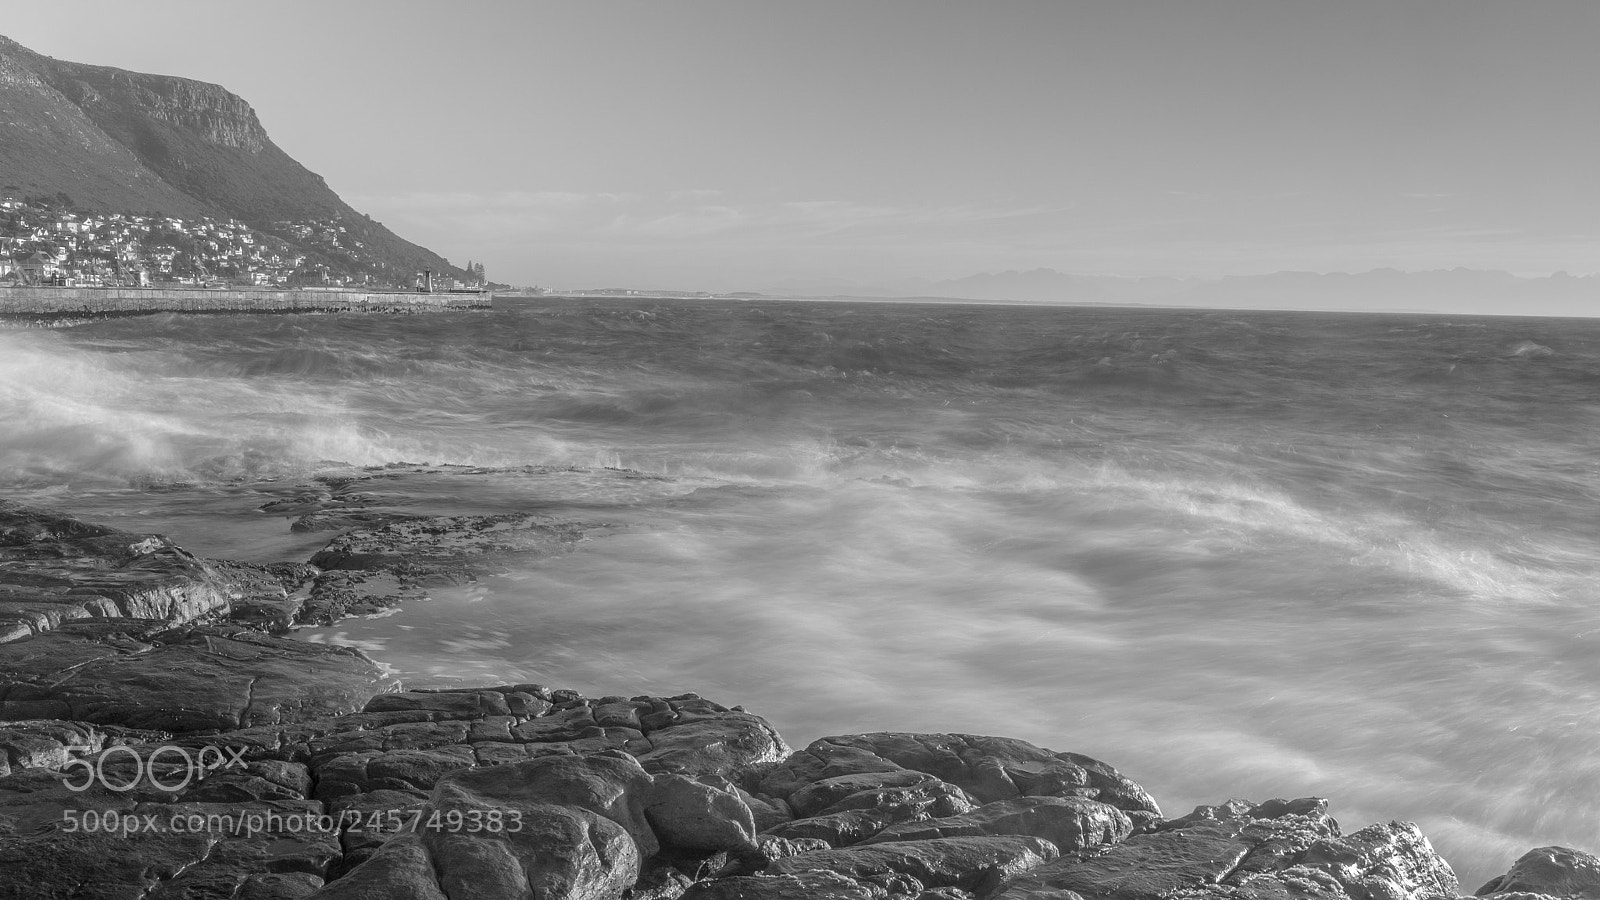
[0, 500, 254, 643]
[1477, 846, 1600, 899]
[1, 479, 613, 636]
[0, 673, 1592, 900]
[298, 512, 596, 624]
[0, 620, 393, 730]
[0, 497, 1593, 899]
[249, 465, 624, 626]
[0, 687, 787, 900]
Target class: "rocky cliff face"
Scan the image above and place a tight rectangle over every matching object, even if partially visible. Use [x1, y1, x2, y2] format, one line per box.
[53, 64, 271, 153]
[0, 34, 458, 278]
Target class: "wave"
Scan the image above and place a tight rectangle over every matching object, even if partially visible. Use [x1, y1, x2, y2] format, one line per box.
[0, 330, 423, 486]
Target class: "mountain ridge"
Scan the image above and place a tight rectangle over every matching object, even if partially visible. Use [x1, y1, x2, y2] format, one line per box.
[0, 34, 463, 282]
[766, 267, 1599, 317]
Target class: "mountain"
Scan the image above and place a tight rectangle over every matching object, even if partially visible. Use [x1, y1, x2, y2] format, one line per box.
[0, 34, 462, 282]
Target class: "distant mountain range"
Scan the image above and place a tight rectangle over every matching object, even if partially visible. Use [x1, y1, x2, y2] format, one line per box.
[0, 34, 462, 283]
[767, 267, 1600, 317]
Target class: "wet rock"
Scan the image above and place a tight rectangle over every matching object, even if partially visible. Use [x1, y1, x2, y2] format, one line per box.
[217, 560, 320, 633]
[862, 796, 1133, 853]
[292, 512, 605, 625]
[758, 740, 911, 799]
[307, 513, 590, 572]
[291, 510, 425, 533]
[0, 500, 245, 642]
[0, 718, 165, 776]
[766, 733, 1158, 818]
[992, 818, 1257, 900]
[681, 869, 883, 899]
[304, 835, 447, 900]
[0, 826, 227, 900]
[363, 689, 513, 719]
[313, 753, 658, 900]
[992, 798, 1457, 900]
[0, 795, 342, 900]
[0, 622, 394, 730]
[1289, 821, 1458, 900]
[300, 569, 427, 626]
[765, 834, 1060, 894]
[1478, 846, 1600, 899]
[789, 769, 958, 817]
[763, 807, 922, 848]
[809, 775, 976, 821]
[258, 490, 336, 515]
[313, 746, 477, 799]
[647, 773, 761, 853]
[180, 759, 313, 804]
[635, 706, 791, 781]
[740, 788, 795, 831]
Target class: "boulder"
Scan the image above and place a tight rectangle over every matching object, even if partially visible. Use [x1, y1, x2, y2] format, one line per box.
[311, 753, 657, 900]
[1478, 846, 1600, 899]
[647, 773, 761, 853]
[301, 835, 447, 900]
[636, 706, 791, 781]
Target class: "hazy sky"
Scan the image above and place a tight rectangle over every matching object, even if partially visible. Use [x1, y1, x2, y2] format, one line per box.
[7, 2, 1600, 290]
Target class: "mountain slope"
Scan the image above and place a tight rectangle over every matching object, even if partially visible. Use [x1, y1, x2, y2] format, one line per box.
[0, 34, 460, 280]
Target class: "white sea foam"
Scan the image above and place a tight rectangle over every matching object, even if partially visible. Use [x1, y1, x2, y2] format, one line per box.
[13, 303, 1600, 890]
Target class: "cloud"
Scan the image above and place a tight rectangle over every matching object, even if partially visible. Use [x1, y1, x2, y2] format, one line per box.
[666, 189, 725, 201]
[349, 186, 1600, 288]
[608, 205, 746, 237]
[357, 189, 1053, 248]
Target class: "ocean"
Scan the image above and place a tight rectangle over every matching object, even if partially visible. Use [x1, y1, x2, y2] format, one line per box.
[2, 297, 1596, 887]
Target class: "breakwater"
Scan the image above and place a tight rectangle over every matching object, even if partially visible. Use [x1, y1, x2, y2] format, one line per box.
[0, 286, 491, 321]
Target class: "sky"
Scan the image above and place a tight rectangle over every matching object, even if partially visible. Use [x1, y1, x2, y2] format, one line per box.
[6, 1, 1600, 292]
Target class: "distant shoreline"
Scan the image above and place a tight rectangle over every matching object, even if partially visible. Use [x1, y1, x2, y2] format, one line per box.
[530, 291, 1526, 318]
[0, 285, 493, 322]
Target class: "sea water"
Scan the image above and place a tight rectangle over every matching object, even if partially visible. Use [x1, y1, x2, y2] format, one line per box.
[2, 298, 1597, 886]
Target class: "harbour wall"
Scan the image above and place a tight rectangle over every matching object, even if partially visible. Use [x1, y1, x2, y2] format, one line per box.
[0, 287, 492, 320]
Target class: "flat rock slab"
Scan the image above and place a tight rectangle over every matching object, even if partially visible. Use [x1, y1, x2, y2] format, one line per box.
[299, 511, 608, 625]
[0, 622, 394, 731]
[0, 500, 254, 642]
[308, 514, 593, 572]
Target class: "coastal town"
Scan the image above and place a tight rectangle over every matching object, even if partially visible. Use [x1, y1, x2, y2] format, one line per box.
[0, 196, 487, 290]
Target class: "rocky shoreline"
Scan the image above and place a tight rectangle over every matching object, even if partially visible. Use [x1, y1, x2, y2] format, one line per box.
[0, 479, 1595, 900]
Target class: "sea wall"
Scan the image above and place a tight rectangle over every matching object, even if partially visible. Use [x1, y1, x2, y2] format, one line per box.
[0, 286, 491, 320]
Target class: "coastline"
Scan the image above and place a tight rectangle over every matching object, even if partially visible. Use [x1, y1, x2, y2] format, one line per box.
[0, 490, 1595, 900]
[0, 286, 493, 323]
